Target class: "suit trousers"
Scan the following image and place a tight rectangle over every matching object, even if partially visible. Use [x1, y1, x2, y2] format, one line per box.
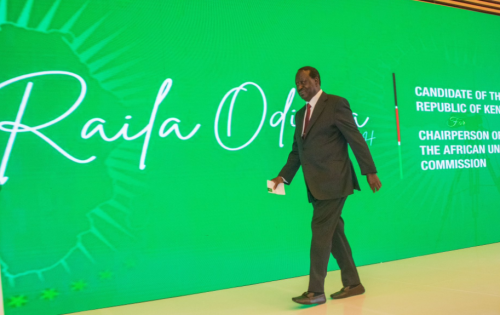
[307, 196, 361, 293]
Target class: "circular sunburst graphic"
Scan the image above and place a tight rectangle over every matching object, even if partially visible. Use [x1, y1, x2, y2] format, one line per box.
[0, 1, 147, 312]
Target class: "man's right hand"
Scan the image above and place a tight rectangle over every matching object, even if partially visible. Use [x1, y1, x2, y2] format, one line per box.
[271, 176, 284, 190]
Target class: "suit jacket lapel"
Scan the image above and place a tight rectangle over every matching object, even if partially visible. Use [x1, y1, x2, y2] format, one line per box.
[296, 106, 305, 143]
[304, 92, 327, 138]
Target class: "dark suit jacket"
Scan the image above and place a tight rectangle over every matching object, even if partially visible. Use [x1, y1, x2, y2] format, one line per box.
[279, 92, 377, 200]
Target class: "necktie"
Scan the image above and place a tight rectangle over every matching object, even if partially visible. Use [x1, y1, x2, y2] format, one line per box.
[302, 103, 311, 139]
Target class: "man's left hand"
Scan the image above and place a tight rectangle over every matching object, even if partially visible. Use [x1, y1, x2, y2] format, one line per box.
[366, 173, 382, 193]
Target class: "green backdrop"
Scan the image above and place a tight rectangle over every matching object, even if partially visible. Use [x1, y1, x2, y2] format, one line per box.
[1, 0, 500, 314]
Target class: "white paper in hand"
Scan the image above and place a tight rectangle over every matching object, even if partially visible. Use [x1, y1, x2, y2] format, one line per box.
[267, 180, 285, 195]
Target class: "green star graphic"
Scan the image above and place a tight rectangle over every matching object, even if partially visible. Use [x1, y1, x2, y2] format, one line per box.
[71, 280, 88, 291]
[41, 289, 60, 301]
[99, 270, 113, 280]
[8, 295, 28, 308]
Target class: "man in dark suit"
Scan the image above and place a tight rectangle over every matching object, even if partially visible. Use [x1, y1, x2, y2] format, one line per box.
[271, 66, 381, 305]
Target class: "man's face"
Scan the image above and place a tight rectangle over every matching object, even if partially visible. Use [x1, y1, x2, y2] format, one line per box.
[295, 70, 320, 102]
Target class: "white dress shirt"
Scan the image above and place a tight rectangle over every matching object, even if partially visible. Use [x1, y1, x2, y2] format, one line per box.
[302, 89, 323, 137]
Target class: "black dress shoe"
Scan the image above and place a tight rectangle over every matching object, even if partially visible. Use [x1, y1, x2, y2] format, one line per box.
[330, 284, 365, 299]
[292, 292, 326, 305]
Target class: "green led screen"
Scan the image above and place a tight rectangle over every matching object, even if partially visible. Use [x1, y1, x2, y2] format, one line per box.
[1, 0, 500, 314]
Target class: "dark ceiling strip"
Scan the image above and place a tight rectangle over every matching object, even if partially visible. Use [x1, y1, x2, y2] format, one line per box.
[453, 0, 500, 10]
[479, 0, 500, 5]
[417, 0, 500, 16]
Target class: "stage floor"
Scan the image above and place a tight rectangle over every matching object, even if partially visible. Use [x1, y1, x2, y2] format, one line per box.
[72, 243, 500, 315]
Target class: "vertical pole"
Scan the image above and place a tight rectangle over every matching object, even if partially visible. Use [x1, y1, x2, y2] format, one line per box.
[393, 73, 403, 179]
